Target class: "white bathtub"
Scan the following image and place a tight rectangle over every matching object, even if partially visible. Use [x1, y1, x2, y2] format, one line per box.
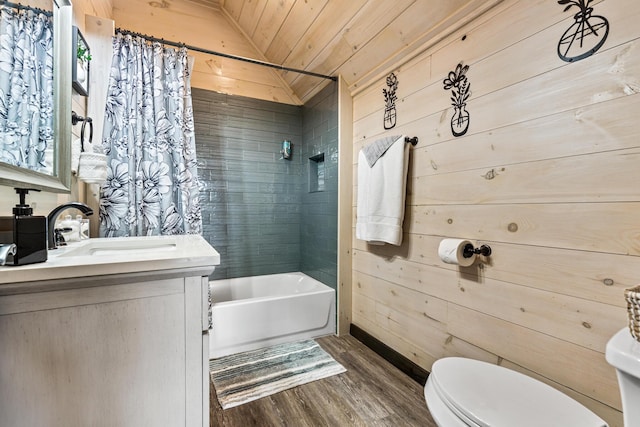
[209, 272, 336, 358]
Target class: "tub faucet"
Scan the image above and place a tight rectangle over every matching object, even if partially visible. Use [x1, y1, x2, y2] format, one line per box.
[0, 244, 16, 265]
[47, 202, 94, 249]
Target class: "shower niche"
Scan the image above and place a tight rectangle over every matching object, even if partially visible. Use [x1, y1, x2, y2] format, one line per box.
[308, 153, 325, 192]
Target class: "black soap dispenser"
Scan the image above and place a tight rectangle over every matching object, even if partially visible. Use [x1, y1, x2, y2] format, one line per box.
[0, 188, 48, 266]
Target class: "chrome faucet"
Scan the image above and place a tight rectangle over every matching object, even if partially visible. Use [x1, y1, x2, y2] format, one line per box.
[47, 202, 94, 249]
[0, 244, 16, 265]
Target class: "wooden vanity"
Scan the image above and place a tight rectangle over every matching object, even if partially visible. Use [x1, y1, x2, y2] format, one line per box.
[0, 235, 219, 427]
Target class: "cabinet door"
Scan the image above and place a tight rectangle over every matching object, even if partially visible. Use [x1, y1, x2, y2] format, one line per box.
[185, 276, 208, 427]
[201, 277, 211, 425]
[203, 332, 210, 426]
[0, 279, 187, 427]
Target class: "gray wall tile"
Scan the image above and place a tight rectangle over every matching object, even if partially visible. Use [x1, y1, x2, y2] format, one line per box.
[193, 85, 337, 288]
[300, 83, 338, 290]
[193, 88, 303, 280]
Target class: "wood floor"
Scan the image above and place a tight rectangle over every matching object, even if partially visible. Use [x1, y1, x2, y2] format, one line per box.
[209, 335, 437, 426]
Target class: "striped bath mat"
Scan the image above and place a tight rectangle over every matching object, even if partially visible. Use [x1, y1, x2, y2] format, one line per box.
[210, 339, 346, 409]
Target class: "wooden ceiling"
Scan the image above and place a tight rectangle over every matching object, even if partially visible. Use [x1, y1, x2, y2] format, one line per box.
[112, 0, 502, 104]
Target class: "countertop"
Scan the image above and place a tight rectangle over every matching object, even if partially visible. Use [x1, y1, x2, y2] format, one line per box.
[0, 235, 220, 287]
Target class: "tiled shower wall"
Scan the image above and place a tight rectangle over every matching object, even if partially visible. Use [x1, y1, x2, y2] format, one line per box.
[300, 83, 338, 289]
[192, 85, 338, 286]
[192, 88, 303, 280]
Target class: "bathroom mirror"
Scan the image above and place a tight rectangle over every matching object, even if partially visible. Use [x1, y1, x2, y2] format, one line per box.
[0, 0, 73, 193]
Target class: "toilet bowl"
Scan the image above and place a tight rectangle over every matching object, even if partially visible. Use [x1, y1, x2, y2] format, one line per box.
[424, 357, 607, 427]
[606, 327, 640, 427]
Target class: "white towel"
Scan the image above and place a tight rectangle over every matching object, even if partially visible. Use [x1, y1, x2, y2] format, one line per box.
[361, 135, 401, 167]
[77, 151, 108, 185]
[72, 138, 98, 174]
[356, 135, 410, 246]
[71, 138, 82, 173]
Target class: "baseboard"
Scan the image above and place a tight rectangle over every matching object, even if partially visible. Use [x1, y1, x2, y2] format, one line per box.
[350, 324, 429, 385]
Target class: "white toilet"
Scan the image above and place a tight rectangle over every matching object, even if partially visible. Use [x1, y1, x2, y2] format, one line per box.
[424, 357, 608, 427]
[606, 327, 640, 427]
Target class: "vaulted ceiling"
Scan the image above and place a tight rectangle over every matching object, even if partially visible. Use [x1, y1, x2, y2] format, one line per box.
[112, 0, 501, 105]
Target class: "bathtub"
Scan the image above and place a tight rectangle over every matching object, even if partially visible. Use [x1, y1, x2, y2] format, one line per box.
[209, 272, 336, 358]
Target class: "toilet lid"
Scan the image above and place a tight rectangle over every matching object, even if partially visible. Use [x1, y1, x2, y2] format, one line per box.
[430, 358, 607, 427]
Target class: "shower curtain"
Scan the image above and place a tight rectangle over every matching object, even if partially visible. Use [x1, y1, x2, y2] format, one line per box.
[99, 33, 202, 237]
[0, 6, 53, 172]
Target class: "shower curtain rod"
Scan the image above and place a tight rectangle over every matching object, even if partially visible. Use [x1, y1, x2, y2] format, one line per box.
[116, 28, 337, 82]
[0, 0, 52, 16]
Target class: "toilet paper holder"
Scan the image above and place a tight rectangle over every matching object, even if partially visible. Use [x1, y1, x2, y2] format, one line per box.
[462, 243, 492, 258]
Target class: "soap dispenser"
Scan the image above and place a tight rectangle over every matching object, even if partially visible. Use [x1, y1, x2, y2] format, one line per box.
[0, 188, 48, 265]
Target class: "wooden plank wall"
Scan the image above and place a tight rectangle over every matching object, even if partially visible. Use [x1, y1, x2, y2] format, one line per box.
[112, 0, 301, 105]
[350, 0, 640, 425]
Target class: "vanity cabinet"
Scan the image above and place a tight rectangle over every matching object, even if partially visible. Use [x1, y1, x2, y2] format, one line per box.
[0, 235, 218, 427]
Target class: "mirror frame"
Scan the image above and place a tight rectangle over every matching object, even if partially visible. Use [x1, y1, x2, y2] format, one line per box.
[0, 0, 73, 193]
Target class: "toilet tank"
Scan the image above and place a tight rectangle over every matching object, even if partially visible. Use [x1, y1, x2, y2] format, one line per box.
[606, 328, 640, 426]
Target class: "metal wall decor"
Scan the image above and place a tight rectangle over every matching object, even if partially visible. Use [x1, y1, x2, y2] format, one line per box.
[443, 63, 471, 137]
[557, 0, 609, 62]
[383, 72, 398, 129]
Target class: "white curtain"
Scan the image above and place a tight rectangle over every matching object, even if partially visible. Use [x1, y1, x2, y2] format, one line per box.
[0, 6, 53, 172]
[99, 33, 202, 237]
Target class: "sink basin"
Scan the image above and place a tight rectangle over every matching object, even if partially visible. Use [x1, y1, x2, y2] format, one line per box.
[58, 237, 178, 257]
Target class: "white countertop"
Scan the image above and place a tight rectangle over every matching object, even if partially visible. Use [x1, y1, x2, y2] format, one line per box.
[0, 234, 220, 285]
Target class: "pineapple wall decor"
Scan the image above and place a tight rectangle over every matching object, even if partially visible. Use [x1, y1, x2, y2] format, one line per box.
[443, 63, 471, 137]
[383, 72, 398, 129]
[557, 0, 609, 62]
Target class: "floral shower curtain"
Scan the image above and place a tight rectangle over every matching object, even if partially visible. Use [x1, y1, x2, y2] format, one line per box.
[0, 6, 53, 172]
[99, 33, 202, 237]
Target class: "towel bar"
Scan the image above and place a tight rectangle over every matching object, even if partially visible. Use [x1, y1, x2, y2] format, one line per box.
[72, 111, 94, 151]
[405, 136, 418, 146]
